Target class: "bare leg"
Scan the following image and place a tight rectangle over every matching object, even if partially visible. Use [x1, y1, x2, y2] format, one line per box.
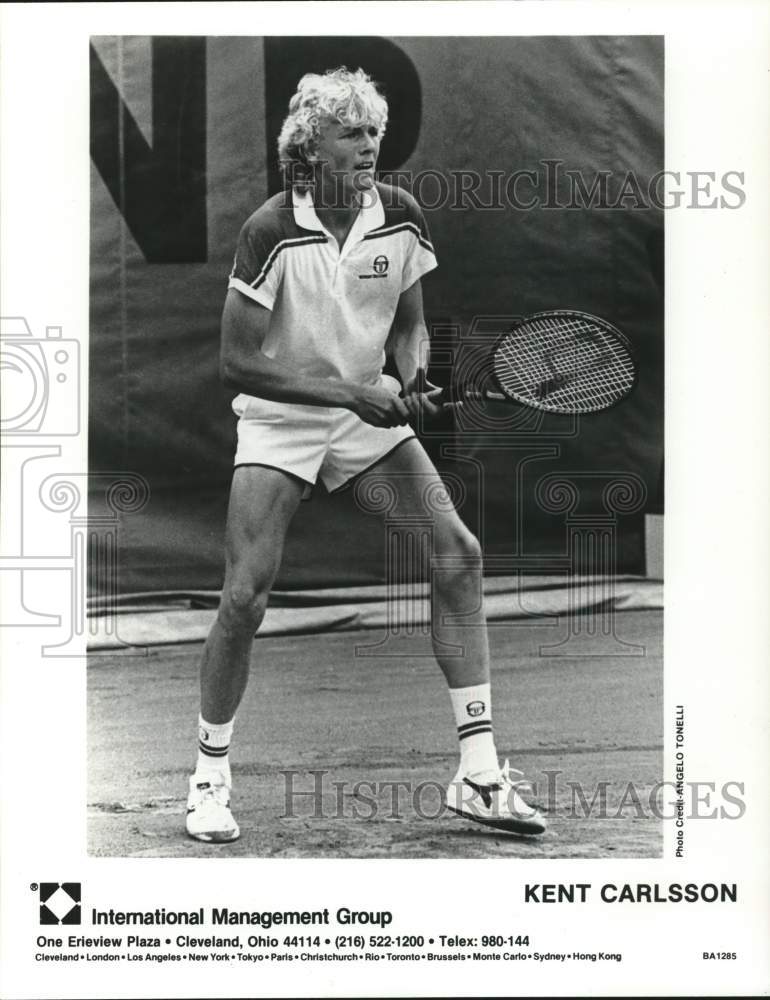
[361, 439, 489, 688]
[358, 440, 545, 832]
[200, 465, 304, 723]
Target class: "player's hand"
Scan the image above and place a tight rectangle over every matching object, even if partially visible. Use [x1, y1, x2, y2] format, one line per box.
[351, 384, 411, 427]
[401, 366, 445, 421]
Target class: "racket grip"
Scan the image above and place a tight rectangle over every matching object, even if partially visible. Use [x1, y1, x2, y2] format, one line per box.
[435, 386, 491, 405]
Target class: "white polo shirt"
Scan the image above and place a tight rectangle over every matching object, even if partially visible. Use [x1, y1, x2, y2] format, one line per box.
[227, 183, 438, 395]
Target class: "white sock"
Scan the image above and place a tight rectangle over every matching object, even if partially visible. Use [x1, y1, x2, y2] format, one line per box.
[195, 715, 234, 786]
[449, 683, 499, 776]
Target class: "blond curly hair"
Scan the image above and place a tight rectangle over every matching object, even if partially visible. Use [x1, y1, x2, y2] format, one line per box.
[277, 67, 388, 189]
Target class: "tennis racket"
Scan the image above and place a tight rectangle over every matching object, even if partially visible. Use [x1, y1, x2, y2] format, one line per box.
[438, 310, 636, 414]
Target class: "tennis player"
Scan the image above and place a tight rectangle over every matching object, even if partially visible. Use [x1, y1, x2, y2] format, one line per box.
[186, 68, 545, 842]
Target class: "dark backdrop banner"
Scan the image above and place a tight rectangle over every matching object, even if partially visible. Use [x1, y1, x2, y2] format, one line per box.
[89, 35, 663, 595]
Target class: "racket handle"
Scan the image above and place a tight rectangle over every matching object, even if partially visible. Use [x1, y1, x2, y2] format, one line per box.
[436, 386, 507, 405]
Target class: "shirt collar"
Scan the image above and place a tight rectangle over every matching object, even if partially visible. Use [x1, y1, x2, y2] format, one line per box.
[292, 185, 385, 237]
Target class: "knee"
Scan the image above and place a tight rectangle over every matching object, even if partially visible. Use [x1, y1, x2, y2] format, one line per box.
[218, 577, 271, 634]
[459, 529, 482, 562]
[437, 524, 482, 563]
[433, 525, 483, 590]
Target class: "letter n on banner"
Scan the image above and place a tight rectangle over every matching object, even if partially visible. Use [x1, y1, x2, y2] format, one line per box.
[90, 36, 207, 263]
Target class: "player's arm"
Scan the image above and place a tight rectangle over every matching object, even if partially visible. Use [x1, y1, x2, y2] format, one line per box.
[387, 279, 443, 419]
[219, 288, 410, 427]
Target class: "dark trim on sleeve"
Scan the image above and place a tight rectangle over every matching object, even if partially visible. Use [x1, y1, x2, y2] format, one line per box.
[235, 234, 328, 292]
[362, 223, 434, 255]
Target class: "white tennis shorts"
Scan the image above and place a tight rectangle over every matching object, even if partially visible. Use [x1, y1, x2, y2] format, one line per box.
[232, 375, 415, 495]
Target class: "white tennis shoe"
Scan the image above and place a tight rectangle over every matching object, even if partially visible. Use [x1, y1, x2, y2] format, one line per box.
[186, 772, 240, 843]
[446, 759, 546, 836]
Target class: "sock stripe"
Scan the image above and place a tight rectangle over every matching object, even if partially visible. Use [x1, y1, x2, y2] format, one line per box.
[458, 723, 493, 741]
[457, 720, 492, 735]
[199, 742, 229, 757]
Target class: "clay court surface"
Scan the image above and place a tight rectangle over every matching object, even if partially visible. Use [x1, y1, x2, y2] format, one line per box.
[88, 609, 662, 859]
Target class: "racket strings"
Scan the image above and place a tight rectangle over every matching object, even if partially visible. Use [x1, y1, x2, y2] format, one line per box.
[493, 315, 634, 413]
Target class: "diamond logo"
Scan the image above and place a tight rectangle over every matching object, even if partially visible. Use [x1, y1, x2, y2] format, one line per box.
[39, 882, 81, 924]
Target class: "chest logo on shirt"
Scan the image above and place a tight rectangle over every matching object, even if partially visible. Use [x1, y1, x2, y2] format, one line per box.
[359, 254, 390, 279]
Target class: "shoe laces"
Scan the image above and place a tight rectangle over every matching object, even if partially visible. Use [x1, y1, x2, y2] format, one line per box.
[467, 760, 535, 799]
[500, 760, 535, 798]
[194, 778, 230, 808]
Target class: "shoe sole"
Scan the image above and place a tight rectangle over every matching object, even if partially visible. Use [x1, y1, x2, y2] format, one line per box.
[446, 804, 546, 837]
[186, 828, 240, 843]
